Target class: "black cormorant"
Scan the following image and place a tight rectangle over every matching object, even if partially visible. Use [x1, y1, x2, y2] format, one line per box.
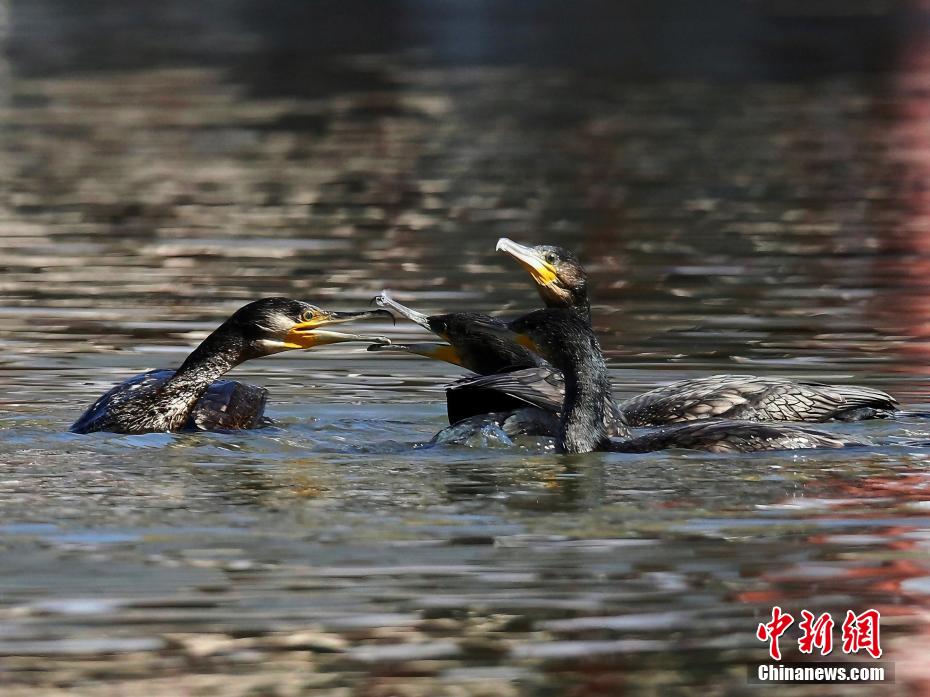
[492, 238, 898, 425]
[370, 291, 626, 436]
[504, 309, 858, 454]
[71, 297, 391, 434]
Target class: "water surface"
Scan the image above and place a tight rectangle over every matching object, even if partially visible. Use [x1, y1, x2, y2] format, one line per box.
[3, 2, 930, 695]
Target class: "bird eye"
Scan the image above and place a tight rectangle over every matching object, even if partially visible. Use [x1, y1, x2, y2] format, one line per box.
[545, 253, 557, 264]
[302, 310, 316, 322]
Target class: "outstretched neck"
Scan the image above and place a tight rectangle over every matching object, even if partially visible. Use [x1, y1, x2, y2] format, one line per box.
[173, 325, 248, 387]
[160, 327, 250, 422]
[557, 336, 611, 454]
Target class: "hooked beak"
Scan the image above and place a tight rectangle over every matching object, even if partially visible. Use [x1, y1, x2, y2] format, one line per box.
[284, 309, 393, 349]
[496, 237, 559, 286]
[370, 291, 433, 333]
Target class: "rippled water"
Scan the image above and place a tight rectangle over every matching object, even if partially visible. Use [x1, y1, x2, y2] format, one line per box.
[4, 2, 930, 695]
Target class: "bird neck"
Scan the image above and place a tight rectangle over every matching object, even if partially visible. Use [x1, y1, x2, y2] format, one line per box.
[557, 339, 611, 454]
[163, 326, 250, 409]
[543, 287, 591, 324]
[569, 283, 592, 324]
[571, 297, 592, 325]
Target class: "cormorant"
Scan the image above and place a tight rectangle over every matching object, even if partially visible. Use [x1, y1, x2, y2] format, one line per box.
[369, 291, 626, 436]
[492, 238, 898, 425]
[71, 297, 391, 434]
[503, 308, 859, 454]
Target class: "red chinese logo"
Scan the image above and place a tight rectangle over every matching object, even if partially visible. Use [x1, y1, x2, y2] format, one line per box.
[756, 607, 881, 660]
[798, 610, 834, 655]
[841, 609, 882, 659]
[756, 606, 794, 660]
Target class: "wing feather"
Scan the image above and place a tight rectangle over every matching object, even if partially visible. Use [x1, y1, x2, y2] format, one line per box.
[620, 375, 897, 426]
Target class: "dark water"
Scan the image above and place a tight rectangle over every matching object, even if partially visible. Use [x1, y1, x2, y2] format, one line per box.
[3, 2, 930, 695]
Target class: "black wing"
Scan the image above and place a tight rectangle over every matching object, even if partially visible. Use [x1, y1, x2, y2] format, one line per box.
[189, 379, 269, 430]
[619, 374, 897, 426]
[445, 367, 629, 437]
[446, 367, 565, 419]
[70, 369, 175, 434]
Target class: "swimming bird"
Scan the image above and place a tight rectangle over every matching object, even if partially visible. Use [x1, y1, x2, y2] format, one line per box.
[490, 238, 898, 425]
[70, 297, 391, 434]
[501, 308, 857, 454]
[369, 291, 626, 436]
[370, 292, 546, 375]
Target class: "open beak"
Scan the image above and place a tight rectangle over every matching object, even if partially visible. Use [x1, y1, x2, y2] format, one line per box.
[496, 238, 558, 286]
[371, 291, 434, 333]
[366, 341, 464, 367]
[284, 309, 393, 349]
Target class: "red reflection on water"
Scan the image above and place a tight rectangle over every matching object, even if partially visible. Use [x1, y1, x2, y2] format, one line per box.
[736, 471, 930, 684]
[872, 14, 930, 376]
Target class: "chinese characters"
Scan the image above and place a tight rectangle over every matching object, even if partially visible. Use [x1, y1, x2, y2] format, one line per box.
[756, 607, 881, 660]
